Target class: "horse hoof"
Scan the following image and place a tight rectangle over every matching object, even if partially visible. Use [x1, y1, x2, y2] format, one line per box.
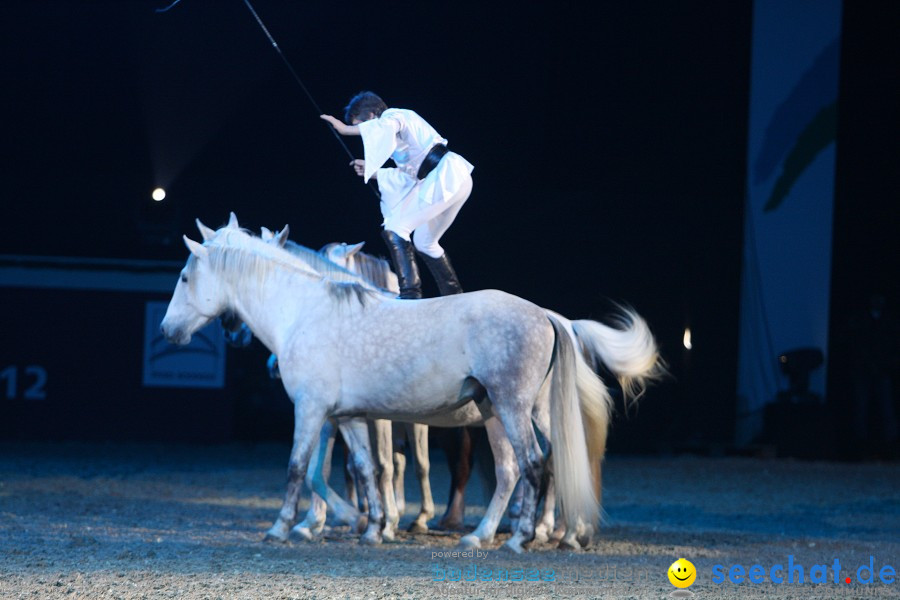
[355, 516, 369, 534]
[502, 539, 525, 554]
[407, 521, 429, 534]
[576, 524, 595, 548]
[459, 534, 481, 549]
[263, 531, 288, 543]
[557, 532, 582, 551]
[290, 525, 316, 542]
[360, 532, 382, 546]
[382, 528, 396, 543]
[263, 523, 289, 543]
[533, 528, 550, 544]
[550, 523, 566, 541]
[332, 507, 361, 528]
[437, 516, 465, 531]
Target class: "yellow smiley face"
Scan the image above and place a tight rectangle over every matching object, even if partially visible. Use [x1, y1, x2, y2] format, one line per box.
[668, 558, 697, 588]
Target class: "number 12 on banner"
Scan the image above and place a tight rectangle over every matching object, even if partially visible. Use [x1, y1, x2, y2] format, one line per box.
[0, 365, 48, 400]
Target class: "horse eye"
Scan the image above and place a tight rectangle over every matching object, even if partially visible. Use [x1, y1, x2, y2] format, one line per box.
[181, 273, 188, 283]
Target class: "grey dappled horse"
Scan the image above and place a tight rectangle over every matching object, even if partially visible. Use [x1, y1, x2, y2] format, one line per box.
[321, 240, 664, 546]
[160, 215, 607, 552]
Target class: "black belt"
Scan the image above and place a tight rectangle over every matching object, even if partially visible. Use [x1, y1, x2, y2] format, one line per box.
[416, 144, 449, 180]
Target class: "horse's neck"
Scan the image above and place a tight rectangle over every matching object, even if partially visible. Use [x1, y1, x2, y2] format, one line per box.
[226, 266, 330, 355]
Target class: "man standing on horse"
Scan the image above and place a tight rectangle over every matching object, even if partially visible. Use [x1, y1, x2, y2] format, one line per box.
[321, 92, 478, 531]
[320, 92, 474, 300]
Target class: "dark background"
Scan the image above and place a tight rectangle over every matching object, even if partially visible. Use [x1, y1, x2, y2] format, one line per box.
[1, 1, 897, 454]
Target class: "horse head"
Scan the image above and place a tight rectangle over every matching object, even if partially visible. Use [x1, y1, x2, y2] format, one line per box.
[321, 242, 399, 296]
[261, 225, 290, 247]
[159, 218, 232, 345]
[321, 241, 366, 270]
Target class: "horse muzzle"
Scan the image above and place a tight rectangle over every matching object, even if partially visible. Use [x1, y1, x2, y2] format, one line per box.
[160, 321, 191, 346]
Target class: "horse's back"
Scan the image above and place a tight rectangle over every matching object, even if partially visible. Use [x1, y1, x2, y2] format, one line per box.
[281, 287, 555, 415]
[422, 288, 548, 321]
[383, 288, 552, 346]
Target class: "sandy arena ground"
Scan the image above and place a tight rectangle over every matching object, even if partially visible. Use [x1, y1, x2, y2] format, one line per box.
[1, 442, 898, 599]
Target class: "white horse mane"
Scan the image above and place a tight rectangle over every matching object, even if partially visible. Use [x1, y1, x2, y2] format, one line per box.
[198, 228, 381, 304]
[318, 242, 396, 293]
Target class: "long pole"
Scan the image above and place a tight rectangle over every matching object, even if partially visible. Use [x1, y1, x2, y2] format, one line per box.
[157, 0, 380, 199]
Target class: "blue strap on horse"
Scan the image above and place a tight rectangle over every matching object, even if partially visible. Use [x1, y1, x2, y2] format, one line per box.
[220, 312, 253, 348]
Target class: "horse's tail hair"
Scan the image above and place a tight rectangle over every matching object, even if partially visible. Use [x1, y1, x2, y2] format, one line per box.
[571, 306, 666, 408]
[548, 314, 599, 533]
[573, 329, 612, 515]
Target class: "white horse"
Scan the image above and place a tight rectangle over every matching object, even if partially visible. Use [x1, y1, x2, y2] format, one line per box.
[224, 230, 662, 547]
[160, 215, 608, 552]
[321, 240, 664, 545]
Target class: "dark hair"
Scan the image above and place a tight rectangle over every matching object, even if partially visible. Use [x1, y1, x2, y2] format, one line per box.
[343, 91, 388, 124]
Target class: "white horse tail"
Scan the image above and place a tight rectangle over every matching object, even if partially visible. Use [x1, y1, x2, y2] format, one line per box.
[573, 337, 613, 509]
[548, 315, 599, 533]
[571, 306, 666, 406]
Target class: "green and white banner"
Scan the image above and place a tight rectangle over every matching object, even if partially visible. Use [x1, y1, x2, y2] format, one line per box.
[737, 0, 842, 444]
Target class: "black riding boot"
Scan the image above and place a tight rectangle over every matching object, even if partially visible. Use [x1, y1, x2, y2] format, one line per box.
[381, 230, 422, 299]
[418, 251, 463, 296]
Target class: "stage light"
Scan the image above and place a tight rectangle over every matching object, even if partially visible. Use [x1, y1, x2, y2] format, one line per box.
[683, 327, 692, 350]
[152, 187, 166, 202]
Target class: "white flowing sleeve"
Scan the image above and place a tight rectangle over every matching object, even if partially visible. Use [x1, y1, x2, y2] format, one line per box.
[358, 113, 403, 183]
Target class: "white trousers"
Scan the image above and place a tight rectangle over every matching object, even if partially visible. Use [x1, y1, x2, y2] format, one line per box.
[382, 173, 473, 258]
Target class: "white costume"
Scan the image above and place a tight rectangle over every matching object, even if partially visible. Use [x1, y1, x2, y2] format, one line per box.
[359, 108, 474, 258]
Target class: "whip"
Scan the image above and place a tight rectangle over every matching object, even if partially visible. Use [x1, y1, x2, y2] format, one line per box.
[156, 0, 380, 198]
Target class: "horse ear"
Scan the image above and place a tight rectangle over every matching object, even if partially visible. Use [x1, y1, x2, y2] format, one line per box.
[345, 242, 365, 257]
[274, 225, 290, 248]
[196, 219, 216, 241]
[260, 226, 274, 241]
[183, 235, 208, 260]
[228, 212, 239, 229]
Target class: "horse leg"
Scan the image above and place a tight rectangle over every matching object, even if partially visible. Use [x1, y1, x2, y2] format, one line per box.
[373, 419, 399, 541]
[507, 479, 524, 536]
[459, 416, 519, 549]
[338, 419, 385, 545]
[337, 430, 371, 532]
[558, 463, 599, 550]
[408, 422, 435, 533]
[265, 403, 327, 542]
[391, 421, 407, 516]
[341, 433, 358, 510]
[321, 422, 365, 529]
[294, 419, 360, 541]
[530, 404, 555, 544]
[438, 426, 474, 530]
[492, 406, 545, 554]
[535, 476, 556, 544]
[294, 419, 332, 540]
